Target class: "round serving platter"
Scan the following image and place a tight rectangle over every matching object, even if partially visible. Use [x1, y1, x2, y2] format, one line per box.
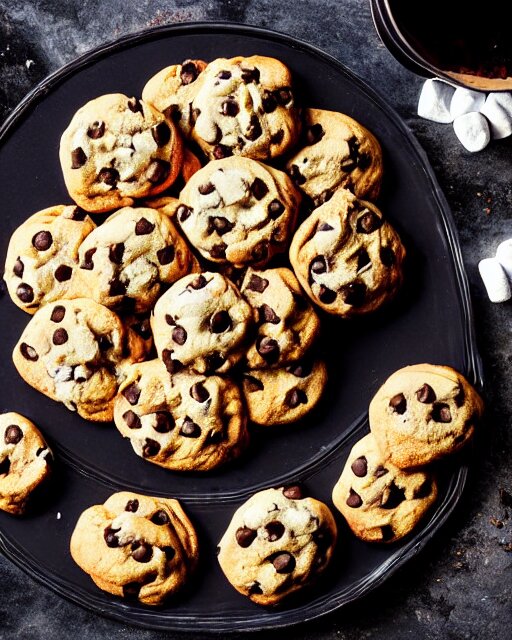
[0, 22, 483, 633]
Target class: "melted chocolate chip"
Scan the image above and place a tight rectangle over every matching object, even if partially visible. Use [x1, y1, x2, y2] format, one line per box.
[341, 282, 366, 307]
[162, 350, 182, 374]
[356, 211, 382, 233]
[416, 383, 436, 404]
[154, 412, 174, 433]
[146, 159, 170, 184]
[283, 485, 305, 499]
[151, 509, 170, 525]
[108, 277, 127, 296]
[198, 182, 215, 195]
[20, 343, 38, 361]
[13, 258, 24, 278]
[177, 204, 192, 222]
[70, 207, 87, 221]
[241, 67, 260, 83]
[50, 305, 66, 323]
[310, 255, 327, 274]
[135, 217, 155, 235]
[217, 70, 231, 80]
[210, 310, 231, 333]
[152, 121, 171, 147]
[4, 425, 23, 445]
[0, 457, 11, 475]
[272, 552, 295, 573]
[266, 521, 285, 541]
[288, 164, 306, 185]
[142, 438, 160, 457]
[381, 482, 406, 509]
[346, 489, 363, 508]
[275, 88, 292, 105]
[257, 336, 279, 363]
[262, 90, 278, 113]
[246, 115, 262, 141]
[380, 247, 396, 266]
[244, 375, 264, 392]
[306, 123, 324, 145]
[258, 304, 280, 325]
[54, 265, 72, 282]
[249, 582, 263, 595]
[271, 129, 284, 145]
[205, 352, 225, 373]
[180, 60, 199, 84]
[389, 393, 407, 414]
[381, 525, 395, 541]
[180, 417, 201, 438]
[123, 410, 141, 429]
[286, 361, 312, 378]
[285, 388, 308, 408]
[454, 386, 465, 407]
[357, 249, 371, 271]
[125, 499, 139, 512]
[210, 243, 227, 259]
[432, 403, 452, 423]
[236, 526, 257, 548]
[104, 526, 120, 548]
[165, 314, 175, 326]
[32, 230, 52, 251]
[16, 283, 34, 303]
[213, 144, 232, 159]
[127, 97, 143, 113]
[98, 167, 119, 186]
[157, 245, 175, 265]
[246, 273, 269, 292]
[87, 120, 105, 139]
[375, 465, 389, 478]
[172, 326, 187, 345]
[317, 222, 334, 232]
[252, 241, 269, 262]
[131, 541, 153, 563]
[318, 285, 337, 304]
[52, 328, 68, 345]
[71, 147, 87, 168]
[251, 177, 269, 200]
[122, 582, 142, 600]
[351, 456, 368, 477]
[123, 383, 141, 406]
[220, 98, 239, 116]
[81, 248, 96, 270]
[207, 216, 234, 236]
[108, 243, 125, 264]
[190, 382, 210, 403]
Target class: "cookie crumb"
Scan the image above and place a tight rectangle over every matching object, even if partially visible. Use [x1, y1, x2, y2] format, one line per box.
[490, 516, 503, 528]
[56, 512, 61, 520]
[25, 59, 34, 69]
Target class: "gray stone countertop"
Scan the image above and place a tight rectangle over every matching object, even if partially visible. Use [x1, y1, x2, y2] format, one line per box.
[0, 1, 511, 639]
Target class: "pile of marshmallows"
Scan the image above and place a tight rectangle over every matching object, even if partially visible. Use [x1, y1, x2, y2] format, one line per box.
[479, 240, 512, 304]
[418, 78, 512, 152]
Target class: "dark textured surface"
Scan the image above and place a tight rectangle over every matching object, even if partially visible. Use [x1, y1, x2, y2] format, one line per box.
[0, 1, 511, 639]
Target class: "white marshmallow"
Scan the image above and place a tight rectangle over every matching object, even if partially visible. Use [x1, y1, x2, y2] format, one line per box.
[417, 79, 455, 123]
[478, 258, 511, 303]
[496, 239, 512, 281]
[453, 112, 490, 152]
[480, 92, 512, 139]
[450, 87, 486, 119]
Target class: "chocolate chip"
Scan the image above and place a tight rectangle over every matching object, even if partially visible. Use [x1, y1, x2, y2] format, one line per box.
[220, 98, 239, 116]
[262, 90, 278, 113]
[122, 582, 142, 600]
[432, 403, 452, 423]
[98, 167, 119, 186]
[125, 499, 139, 512]
[104, 526, 120, 548]
[49, 306, 66, 324]
[152, 121, 171, 147]
[381, 482, 406, 509]
[0, 457, 11, 475]
[317, 222, 334, 232]
[283, 484, 305, 499]
[52, 328, 68, 345]
[389, 393, 407, 414]
[162, 351, 182, 374]
[357, 249, 371, 271]
[153, 412, 174, 433]
[13, 258, 24, 278]
[251, 177, 268, 200]
[81, 248, 96, 270]
[207, 216, 234, 236]
[135, 217, 155, 235]
[267, 199, 284, 220]
[351, 456, 368, 477]
[210, 243, 227, 259]
[123, 410, 141, 429]
[165, 314, 175, 326]
[109, 243, 125, 264]
[164, 546, 176, 561]
[87, 120, 105, 139]
[416, 383, 436, 404]
[414, 480, 432, 499]
[210, 310, 231, 333]
[252, 241, 269, 262]
[380, 247, 395, 266]
[266, 521, 285, 541]
[236, 527, 257, 548]
[127, 97, 143, 113]
[249, 582, 263, 595]
[241, 67, 260, 83]
[190, 382, 210, 403]
[4, 425, 23, 445]
[157, 245, 175, 265]
[205, 352, 225, 372]
[189, 274, 207, 289]
[275, 88, 292, 105]
[313, 528, 332, 551]
[70, 207, 87, 221]
[288, 164, 306, 185]
[71, 147, 87, 168]
[54, 265, 72, 282]
[285, 388, 308, 408]
[217, 70, 231, 79]
[341, 282, 366, 307]
[16, 283, 34, 303]
[271, 129, 284, 145]
[310, 255, 327, 275]
[199, 182, 215, 195]
[286, 361, 312, 378]
[20, 343, 38, 361]
[375, 465, 389, 478]
[142, 438, 160, 457]
[318, 285, 337, 304]
[146, 159, 170, 184]
[180, 417, 201, 438]
[246, 273, 269, 292]
[172, 326, 187, 345]
[454, 386, 465, 407]
[109, 277, 127, 296]
[177, 204, 192, 222]
[356, 211, 382, 233]
[381, 525, 394, 541]
[272, 552, 295, 573]
[32, 230, 52, 251]
[163, 104, 181, 122]
[258, 304, 280, 325]
[244, 375, 264, 392]
[306, 123, 324, 145]
[151, 510, 170, 525]
[131, 541, 153, 563]
[346, 489, 363, 508]
[246, 115, 262, 141]
[180, 60, 199, 84]
[123, 383, 141, 405]
[189, 105, 200, 124]
[257, 336, 279, 363]
[213, 144, 232, 159]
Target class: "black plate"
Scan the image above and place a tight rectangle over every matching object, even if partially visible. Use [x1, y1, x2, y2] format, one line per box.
[0, 22, 483, 633]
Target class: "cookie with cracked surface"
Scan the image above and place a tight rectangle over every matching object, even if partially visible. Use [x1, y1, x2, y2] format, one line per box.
[151, 272, 253, 375]
[114, 359, 248, 471]
[143, 56, 301, 161]
[217, 486, 337, 606]
[4, 204, 96, 314]
[369, 364, 484, 469]
[0, 412, 52, 515]
[12, 299, 148, 422]
[286, 108, 383, 205]
[59, 93, 183, 213]
[241, 358, 327, 426]
[240, 267, 320, 369]
[178, 157, 301, 267]
[77, 206, 197, 313]
[70, 491, 198, 605]
[332, 433, 437, 543]
[289, 188, 406, 317]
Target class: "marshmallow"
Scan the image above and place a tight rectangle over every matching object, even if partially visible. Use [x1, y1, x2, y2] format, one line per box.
[496, 239, 512, 281]
[453, 112, 490, 152]
[450, 87, 486, 119]
[478, 258, 511, 303]
[418, 79, 455, 123]
[480, 92, 512, 139]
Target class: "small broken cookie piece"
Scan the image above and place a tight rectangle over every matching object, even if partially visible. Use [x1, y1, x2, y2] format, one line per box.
[114, 359, 249, 471]
[4, 204, 96, 314]
[59, 93, 183, 213]
[240, 357, 327, 426]
[0, 412, 52, 515]
[289, 188, 406, 317]
[70, 491, 199, 606]
[332, 433, 438, 543]
[286, 108, 383, 204]
[217, 486, 337, 606]
[12, 298, 148, 422]
[77, 206, 197, 313]
[240, 267, 320, 369]
[178, 157, 301, 267]
[151, 272, 253, 375]
[369, 364, 484, 469]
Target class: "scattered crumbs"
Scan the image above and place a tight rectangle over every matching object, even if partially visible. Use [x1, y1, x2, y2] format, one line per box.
[500, 541, 512, 552]
[490, 517, 504, 528]
[452, 561, 465, 570]
[56, 511, 62, 520]
[499, 487, 512, 508]
[476, 192, 482, 197]
[484, 207, 491, 215]
[25, 59, 34, 69]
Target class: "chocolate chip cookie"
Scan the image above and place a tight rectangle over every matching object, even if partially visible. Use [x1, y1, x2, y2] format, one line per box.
[12, 298, 149, 422]
[77, 205, 198, 313]
[114, 359, 248, 471]
[369, 364, 484, 469]
[70, 491, 199, 605]
[241, 358, 327, 426]
[151, 272, 253, 375]
[178, 157, 301, 267]
[59, 93, 183, 213]
[332, 433, 437, 543]
[240, 267, 320, 369]
[217, 485, 337, 606]
[4, 204, 96, 314]
[0, 412, 52, 515]
[289, 188, 406, 317]
[286, 108, 383, 205]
